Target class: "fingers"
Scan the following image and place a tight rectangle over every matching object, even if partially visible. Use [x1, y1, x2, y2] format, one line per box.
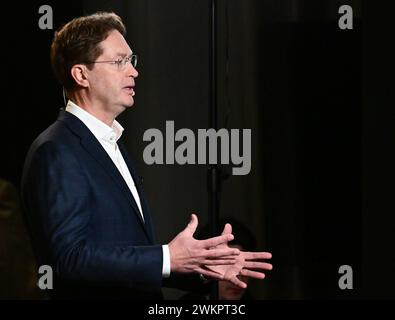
[200, 233, 234, 248]
[221, 223, 232, 235]
[244, 261, 273, 270]
[203, 247, 240, 258]
[185, 213, 198, 236]
[227, 276, 247, 289]
[240, 269, 266, 279]
[196, 268, 223, 281]
[243, 251, 272, 260]
[203, 258, 237, 266]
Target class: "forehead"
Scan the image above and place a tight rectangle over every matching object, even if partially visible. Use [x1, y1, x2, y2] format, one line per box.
[99, 30, 132, 57]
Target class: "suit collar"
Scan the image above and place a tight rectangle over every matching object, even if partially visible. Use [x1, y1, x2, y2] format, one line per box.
[65, 100, 124, 144]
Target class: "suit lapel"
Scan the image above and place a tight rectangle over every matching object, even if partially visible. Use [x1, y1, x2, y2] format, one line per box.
[118, 142, 155, 242]
[57, 110, 152, 242]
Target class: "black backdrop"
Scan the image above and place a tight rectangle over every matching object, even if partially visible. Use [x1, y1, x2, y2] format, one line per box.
[1, 0, 393, 299]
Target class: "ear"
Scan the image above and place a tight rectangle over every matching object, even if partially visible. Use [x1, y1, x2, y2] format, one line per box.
[70, 64, 90, 88]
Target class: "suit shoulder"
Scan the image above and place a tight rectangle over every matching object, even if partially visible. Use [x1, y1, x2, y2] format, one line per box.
[34, 120, 78, 147]
[24, 120, 81, 168]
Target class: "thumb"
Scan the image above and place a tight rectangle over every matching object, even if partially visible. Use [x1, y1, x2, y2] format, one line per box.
[185, 213, 198, 235]
[222, 223, 232, 235]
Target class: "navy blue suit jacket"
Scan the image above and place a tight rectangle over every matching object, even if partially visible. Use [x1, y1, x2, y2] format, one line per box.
[21, 110, 164, 299]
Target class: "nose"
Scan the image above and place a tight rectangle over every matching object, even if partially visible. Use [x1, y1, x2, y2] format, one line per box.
[126, 62, 138, 78]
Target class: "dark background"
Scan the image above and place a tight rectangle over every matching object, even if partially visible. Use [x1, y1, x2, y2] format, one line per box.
[1, 0, 392, 299]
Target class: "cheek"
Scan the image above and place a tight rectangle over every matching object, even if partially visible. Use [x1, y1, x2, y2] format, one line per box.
[93, 72, 119, 89]
[91, 76, 107, 92]
[102, 81, 122, 98]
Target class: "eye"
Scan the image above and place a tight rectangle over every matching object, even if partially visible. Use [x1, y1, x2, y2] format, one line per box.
[115, 58, 124, 66]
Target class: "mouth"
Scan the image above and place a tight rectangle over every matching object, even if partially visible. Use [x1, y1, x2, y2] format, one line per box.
[124, 86, 135, 96]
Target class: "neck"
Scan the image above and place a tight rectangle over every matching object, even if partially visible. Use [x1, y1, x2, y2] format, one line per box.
[68, 91, 115, 127]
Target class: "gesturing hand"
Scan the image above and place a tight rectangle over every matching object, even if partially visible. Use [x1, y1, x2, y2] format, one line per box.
[168, 214, 240, 280]
[205, 223, 273, 288]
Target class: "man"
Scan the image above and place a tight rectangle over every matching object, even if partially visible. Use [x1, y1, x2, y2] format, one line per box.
[21, 12, 272, 299]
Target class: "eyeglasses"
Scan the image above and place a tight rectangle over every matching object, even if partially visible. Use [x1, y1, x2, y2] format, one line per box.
[87, 54, 138, 70]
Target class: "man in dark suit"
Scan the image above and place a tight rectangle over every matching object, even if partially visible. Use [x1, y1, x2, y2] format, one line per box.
[21, 12, 272, 299]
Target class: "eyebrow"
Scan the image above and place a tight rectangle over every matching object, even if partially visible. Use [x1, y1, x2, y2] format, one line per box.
[115, 52, 133, 58]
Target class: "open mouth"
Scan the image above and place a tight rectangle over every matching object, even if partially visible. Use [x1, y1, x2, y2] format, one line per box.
[124, 86, 135, 96]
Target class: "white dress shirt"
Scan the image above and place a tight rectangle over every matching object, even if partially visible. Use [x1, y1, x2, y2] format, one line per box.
[66, 100, 170, 278]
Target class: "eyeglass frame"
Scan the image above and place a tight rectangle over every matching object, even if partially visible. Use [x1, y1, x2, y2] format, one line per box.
[86, 54, 138, 70]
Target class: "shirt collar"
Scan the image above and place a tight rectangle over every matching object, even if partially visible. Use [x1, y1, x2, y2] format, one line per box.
[65, 100, 124, 143]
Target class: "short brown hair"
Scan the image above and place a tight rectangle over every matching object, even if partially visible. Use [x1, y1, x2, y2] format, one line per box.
[50, 12, 126, 91]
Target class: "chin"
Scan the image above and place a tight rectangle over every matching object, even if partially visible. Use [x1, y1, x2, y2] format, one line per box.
[123, 98, 135, 108]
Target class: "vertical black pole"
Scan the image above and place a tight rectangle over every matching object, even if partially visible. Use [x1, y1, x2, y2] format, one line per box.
[208, 0, 219, 300]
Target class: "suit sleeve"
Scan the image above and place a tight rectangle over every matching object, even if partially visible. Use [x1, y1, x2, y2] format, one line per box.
[22, 141, 163, 291]
[162, 273, 209, 292]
